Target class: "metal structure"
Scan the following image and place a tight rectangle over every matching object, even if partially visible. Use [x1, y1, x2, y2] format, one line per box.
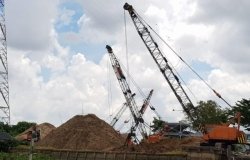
[139, 89, 153, 114]
[110, 89, 154, 127]
[124, 3, 249, 147]
[110, 102, 127, 127]
[106, 45, 147, 140]
[124, 3, 195, 121]
[0, 0, 9, 124]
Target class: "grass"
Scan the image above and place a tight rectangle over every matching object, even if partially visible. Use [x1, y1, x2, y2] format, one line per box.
[0, 152, 55, 160]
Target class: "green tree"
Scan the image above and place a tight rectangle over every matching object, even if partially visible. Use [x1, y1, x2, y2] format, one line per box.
[186, 100, 228, 130]
[150, 117, 166, 133]
[228, 98, 250, 128]
[0, 122, 11, 133]
[11, 121, 36, 136]
[0, 121, 36, 136]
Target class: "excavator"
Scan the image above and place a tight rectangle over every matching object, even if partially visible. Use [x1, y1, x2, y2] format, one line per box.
[201, 112, 247, 146]
[123, 2, 248, 147]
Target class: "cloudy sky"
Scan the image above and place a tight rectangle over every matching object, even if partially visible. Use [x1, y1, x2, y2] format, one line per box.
[3, 0, 250, 130]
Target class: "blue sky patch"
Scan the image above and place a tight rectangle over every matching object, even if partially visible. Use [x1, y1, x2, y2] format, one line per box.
[178, 60, 214, 83]
[41, 67, 51, 83]
[56, 1, 83, 33]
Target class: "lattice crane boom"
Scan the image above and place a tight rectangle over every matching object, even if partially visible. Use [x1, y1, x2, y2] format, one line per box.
[139, 89, 153, 115]
[110, 103, 128, 127]
[106, 45, 148, 139]
[124, 3, 195, 121]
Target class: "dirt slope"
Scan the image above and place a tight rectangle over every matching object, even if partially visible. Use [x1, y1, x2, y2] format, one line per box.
[112, 137, 202, 153]
[37, 114, 124, 151]
[15, 123, 55, 141]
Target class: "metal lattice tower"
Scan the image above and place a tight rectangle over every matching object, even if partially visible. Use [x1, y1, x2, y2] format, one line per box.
[0, 0, 10, 124]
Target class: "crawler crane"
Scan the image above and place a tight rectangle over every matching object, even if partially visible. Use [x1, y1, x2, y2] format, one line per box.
[106, 45, 151, 143]
[123, 3, 247, 146]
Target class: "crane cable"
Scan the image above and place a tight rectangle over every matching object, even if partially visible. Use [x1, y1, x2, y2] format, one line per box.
[135, 11, 232, 108]
[123, 11, 158, 113]
[119, 62, 161, 119]
[124, 9, 130, 85]
[134, 12, 198, 104]
[107, 59, 113, 119]
[122, 12, 165, 118]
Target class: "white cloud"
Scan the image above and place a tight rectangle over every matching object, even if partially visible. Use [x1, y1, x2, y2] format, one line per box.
[42, 55, 65, 72]
[6, 0, 59, 51]
[4, 0, 250, 133]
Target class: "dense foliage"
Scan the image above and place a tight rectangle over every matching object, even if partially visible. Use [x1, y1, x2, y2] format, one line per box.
[0, 138, 18, 152]
[150, 117, 167, 133]
[0, 121, 35, 152]
[186, 100, 228, 130]
[0, 121, 36, 136]
[228, 98, 250, 127]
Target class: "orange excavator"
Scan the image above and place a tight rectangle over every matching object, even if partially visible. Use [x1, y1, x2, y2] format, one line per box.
[201, 112, 247, 146]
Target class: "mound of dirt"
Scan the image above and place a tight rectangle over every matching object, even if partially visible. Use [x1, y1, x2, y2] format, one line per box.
[112, 137, 202, 153]
[16, 123, 55, 141]
[37, 114, 124, 151]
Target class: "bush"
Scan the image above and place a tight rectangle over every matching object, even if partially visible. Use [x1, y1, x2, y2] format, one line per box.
[0, 139, 19, 152]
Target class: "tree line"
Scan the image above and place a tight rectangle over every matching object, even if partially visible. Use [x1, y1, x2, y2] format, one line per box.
[0, 121, 36, 137]
[151, 98, 250, 132]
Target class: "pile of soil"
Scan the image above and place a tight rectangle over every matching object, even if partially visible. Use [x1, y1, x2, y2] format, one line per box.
[16, 123, 55, 141]
[112, 137, 202, 153]
[37, 114, 124, 151]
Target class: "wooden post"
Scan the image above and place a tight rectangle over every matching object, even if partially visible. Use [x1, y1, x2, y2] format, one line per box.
[84, 152, 88, 160]
[103, 152, 107, 160]
[66, 151, 70, 160]
[75, 151, 79, 160]
[29, 138, 34, 160]
[123, 153, 126, 160]
[134, 153, 137, 160]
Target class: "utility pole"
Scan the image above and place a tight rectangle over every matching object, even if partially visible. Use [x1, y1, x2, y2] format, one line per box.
[0, 0, 10, 124]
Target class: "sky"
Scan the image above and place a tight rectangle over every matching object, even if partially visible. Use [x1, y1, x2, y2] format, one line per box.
[2, 0, 250, 131]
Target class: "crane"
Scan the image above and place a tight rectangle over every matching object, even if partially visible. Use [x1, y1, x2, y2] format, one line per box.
[110, 90, 155, 127]
[123, 3, 247, 146]
[139, 89, 153, 115]
[110, 102, 128, 127]
[106, 45, 148, 140]
[123, 3, 195, 121]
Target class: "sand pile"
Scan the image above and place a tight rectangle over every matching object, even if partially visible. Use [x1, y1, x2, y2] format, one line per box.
[16, 123, 55, 141]
[112, 137, 202, 153]
[37, 114, 124, 151]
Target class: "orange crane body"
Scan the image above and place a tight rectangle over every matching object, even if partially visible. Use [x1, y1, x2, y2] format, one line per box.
[203, 125, 245, 143]
[201, 112, 247, 144]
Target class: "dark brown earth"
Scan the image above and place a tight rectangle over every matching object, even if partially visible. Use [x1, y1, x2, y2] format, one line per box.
[112, 137, 202, 153]
[38, 114, 202, 153]
[37, 114, 125, 151]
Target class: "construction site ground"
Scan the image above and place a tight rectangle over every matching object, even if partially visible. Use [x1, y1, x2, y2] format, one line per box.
[37, 114, 202, 153]
[10, 114, 247, 160]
